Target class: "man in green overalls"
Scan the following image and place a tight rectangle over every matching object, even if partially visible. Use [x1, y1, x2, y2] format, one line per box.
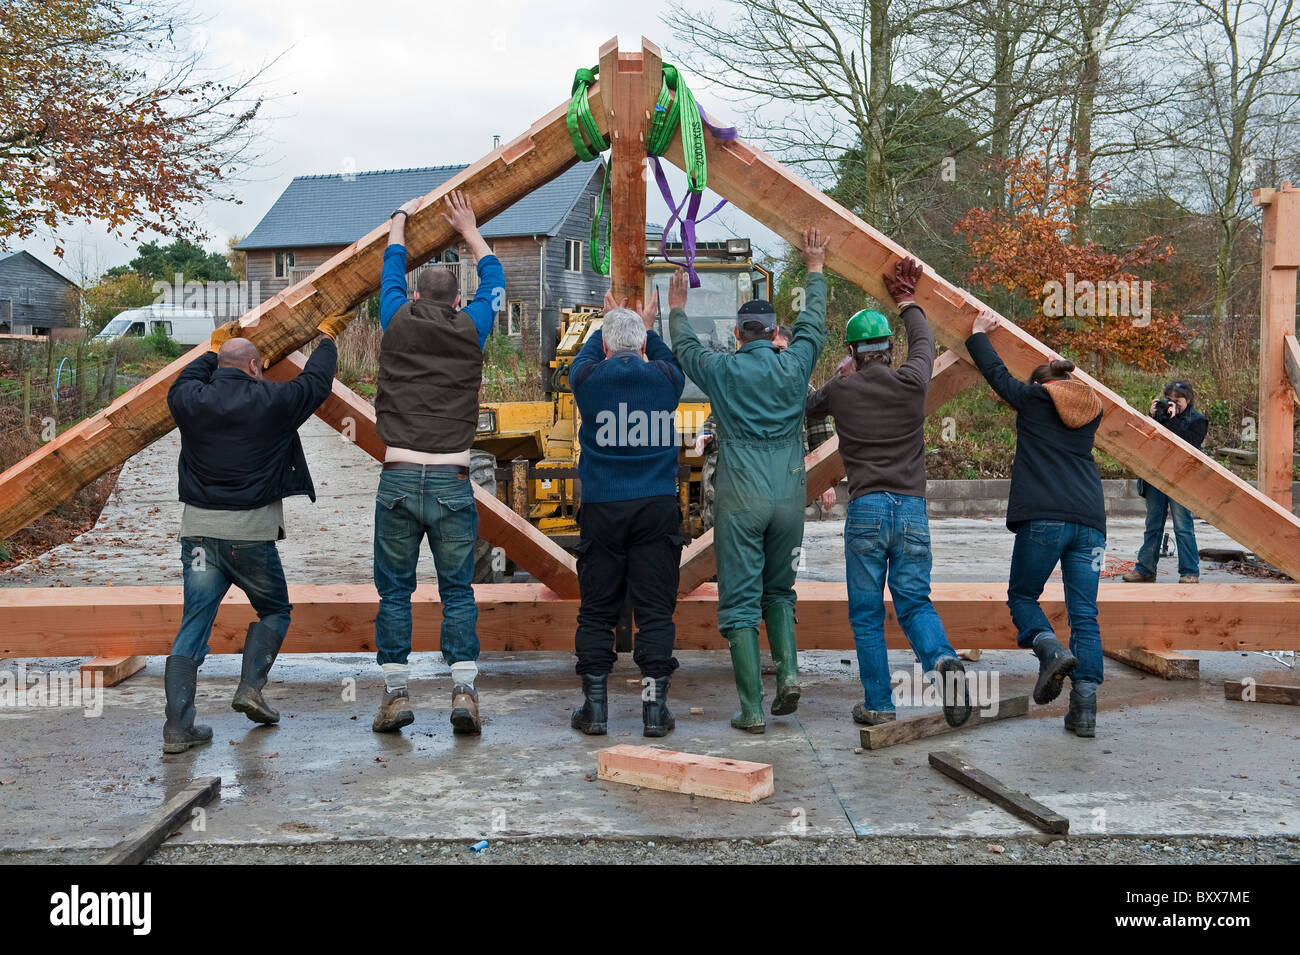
[670, 229, 829, 733]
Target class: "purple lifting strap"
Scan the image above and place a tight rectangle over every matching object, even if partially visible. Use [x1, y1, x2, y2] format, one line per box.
[650, 104, 739, 288]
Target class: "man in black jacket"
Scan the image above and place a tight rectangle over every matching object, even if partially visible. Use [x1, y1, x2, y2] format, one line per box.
[160, 319, 340, 753]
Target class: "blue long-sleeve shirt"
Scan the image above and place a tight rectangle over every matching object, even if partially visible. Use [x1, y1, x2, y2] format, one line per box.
[570, 327, 685, 504]
[380, 244, 505, 348]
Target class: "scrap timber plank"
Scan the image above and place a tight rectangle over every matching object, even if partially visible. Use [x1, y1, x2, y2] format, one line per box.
[597, 744, 773, 803]
[1224, 679, 1300, 705]
[1103, 646, 1199, 680]
[928, 751, 1069, 834]
[859, 695, 1029, 751]
[98, 776, 220, 865]
[80, 655, 146, 687]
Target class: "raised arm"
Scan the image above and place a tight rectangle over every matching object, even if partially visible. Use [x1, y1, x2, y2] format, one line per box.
[668, 268, 727, 396]
[965, 310, 1034, 410]
[379, 198, 420, 330]
[784, 228, 831, 381]
[443, 190, 503, 348]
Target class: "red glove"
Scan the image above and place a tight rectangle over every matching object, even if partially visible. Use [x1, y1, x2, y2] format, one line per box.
[884, 258, 922, 303]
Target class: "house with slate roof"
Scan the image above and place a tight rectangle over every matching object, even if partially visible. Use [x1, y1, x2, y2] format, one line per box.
[235, 161, 610, 354]
[0, 251, 81, 335]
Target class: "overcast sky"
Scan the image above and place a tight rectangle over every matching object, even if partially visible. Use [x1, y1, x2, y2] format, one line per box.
[19, 0, 790, 282]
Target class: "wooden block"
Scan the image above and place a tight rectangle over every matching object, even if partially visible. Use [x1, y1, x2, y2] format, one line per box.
[596, 743, 773, 803]
[928, 751, 1069, 834]
[957, 648, 982, 662]
[859, 695, 1029, 750]
[1224, 679, 1300, 705]
[98, 776, 220, 865]
[1104, 646, 1199, 680]
[80, 655, 145, 687]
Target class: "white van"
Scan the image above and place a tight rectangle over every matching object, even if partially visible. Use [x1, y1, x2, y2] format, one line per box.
[93, 305, 219, 346]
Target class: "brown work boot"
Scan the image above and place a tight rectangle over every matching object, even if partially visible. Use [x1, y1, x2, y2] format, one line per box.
[450, 683, 482, 735]
[1121, 569, 1156, 582]
[851, 703, 896, 726]
[1179, 574, 1199, 584]
[372, 688, 414, 733]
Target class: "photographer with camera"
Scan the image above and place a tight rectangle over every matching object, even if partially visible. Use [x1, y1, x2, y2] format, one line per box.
[1122, 381, 1208, 584]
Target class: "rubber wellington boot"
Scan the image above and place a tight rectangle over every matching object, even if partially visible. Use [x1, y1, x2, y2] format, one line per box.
[231, 621, 285, 724]
[724, 628, 766, 733]
[1064, 681, 1097, 738]
[641, 676, 674, 738]
[765, 603, 801, 716]
[162, 655, 212, 754]
[1030, 632, 1077, 705]
[571, 673, 608, 735]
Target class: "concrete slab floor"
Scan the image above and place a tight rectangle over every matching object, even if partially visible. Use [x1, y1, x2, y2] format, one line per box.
[0, 648, 1296, 857]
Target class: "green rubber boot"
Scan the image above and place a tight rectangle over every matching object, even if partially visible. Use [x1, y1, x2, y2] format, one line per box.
[724, 628, 766, 733]
[765, 603, 800, 716]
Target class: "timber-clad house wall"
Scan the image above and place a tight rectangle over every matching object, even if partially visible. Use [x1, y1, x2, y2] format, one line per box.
[237, 161, 611, 356]
[0, 251, 81, 335]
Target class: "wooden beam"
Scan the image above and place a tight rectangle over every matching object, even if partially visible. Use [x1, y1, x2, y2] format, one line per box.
[664, 129, 1300, 581]
[596, 743, 774, 802]
[928, 751, 1069, 834]
[0, 83, 609, 543]
[1284, 334, 1300, 405]
[598, 37, 660, 305]
[859, 695, 1029, 750]
[1224, 679, 1300, 705]
[1103, 646, 1199, 680]
[263, 352, 579, 597]
[98, 777, 220, 865]
[677, 352, 985, 593]
[4, 582, 1299, 658]
[1253, 182, 1300, 509]
[80, 655, 146, 687]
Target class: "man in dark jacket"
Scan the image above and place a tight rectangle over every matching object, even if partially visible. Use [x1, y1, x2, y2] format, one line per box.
[806, 258, 969, 729]
[369, 190, 505, 736]
[1123, 382, 1208, 584]
[162, 320, 340, 753]
[567, 290, 685, 738]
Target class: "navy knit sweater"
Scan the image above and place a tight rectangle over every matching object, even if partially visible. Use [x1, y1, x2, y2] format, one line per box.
[570, 328, 686, 504]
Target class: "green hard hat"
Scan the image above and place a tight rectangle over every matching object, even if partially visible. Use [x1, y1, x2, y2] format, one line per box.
[845, 309, 892, 351]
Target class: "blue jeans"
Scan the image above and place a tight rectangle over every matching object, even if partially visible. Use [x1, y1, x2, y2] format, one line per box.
[845, 492, 957, 711]
[1008, 520, 1105, 686]
[171, 537, 292, 664]
[1136, 486, 1199, 577]
[373, 468, 479, 666]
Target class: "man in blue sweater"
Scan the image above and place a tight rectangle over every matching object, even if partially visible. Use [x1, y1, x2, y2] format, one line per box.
[369, 191, 505, 736]
[568, 289, 686, 737]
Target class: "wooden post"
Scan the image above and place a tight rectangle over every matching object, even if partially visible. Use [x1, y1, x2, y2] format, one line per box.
[511, 457, 529, 517]
[21, 371, 30, 434]
[1252, 181, 1300, 509]
[597, 36, 661, 305]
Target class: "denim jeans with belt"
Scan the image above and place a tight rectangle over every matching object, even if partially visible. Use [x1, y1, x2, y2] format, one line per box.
[1136, 485, 1199, 578]
[171, 537, 293, 664]
[1007, 519, 1105, 686]
[373, 468, 479, 666]
[845, 492, 957, 711]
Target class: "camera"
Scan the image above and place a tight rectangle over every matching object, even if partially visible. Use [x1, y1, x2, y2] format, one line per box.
[1154, 397, 1173, 416]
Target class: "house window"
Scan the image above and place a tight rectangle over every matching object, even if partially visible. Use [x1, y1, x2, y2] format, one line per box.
[18, 286, 31, 305]
[444, 246, 460, 263]
[565, 239, 582, 273]
[275, 251, 295, 278]
[508, 301, 523, 336]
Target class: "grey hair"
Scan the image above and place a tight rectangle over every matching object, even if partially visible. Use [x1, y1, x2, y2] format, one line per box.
[602, 307, 647, 353]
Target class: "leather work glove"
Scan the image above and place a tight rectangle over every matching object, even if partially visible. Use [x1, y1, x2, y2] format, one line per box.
[209, 320, 243, 353]
[883, 257, 922, 305]
[317, 313, 351, 341]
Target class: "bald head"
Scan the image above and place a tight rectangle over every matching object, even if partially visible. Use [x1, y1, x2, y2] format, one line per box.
[217, 338, 263, 378]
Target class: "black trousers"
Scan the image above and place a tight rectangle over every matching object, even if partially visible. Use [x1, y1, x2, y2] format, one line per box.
[574, 495, 684, 678]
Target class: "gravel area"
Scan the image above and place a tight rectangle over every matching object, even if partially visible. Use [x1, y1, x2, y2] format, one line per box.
[3, 835, 1297, 865]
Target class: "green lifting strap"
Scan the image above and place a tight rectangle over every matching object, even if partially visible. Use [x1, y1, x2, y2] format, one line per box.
[564, 61, 712, 276]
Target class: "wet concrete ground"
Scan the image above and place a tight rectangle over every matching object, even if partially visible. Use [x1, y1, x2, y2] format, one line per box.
[1, 418, 1296, 860]
[1, 647, 1296, 858]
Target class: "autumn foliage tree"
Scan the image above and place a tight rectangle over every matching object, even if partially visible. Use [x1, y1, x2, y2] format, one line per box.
[0, 0, 265, 254]
[956, 152, 1188, 372]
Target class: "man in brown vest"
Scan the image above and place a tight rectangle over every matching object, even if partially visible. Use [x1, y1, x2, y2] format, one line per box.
[370, 190, 505, 735]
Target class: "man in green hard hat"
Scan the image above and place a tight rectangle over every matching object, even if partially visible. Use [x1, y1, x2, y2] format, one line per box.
[670, 228, 829, 733]
[806, 258, 971, 729]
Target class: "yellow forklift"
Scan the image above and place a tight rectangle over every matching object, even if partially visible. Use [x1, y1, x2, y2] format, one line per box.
[473, 238, 772, 553]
